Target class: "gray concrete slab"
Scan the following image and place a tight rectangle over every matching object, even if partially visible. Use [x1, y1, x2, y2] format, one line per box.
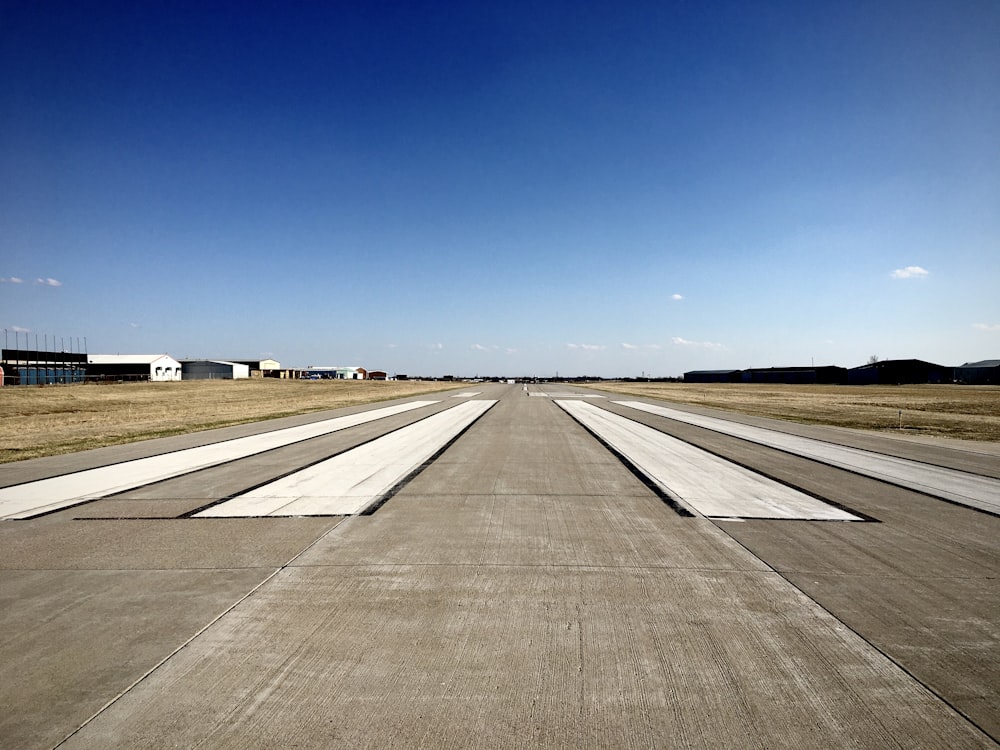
[0, 568, 269, 749]
[59, 565, 991, 750]
[1, 383, 998, 748]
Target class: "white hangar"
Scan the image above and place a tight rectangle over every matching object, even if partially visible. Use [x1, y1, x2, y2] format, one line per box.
[87, 354, 182, 382]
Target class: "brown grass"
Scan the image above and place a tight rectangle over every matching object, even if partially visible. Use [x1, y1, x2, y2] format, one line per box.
[587, 382, 1000, 443]
[0, 379, 470, 463]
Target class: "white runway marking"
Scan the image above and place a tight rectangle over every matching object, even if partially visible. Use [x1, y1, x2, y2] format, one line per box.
[451, 392, 482, 397]
[617, 401, 1000, 515]
[196, 400, 497, 517]
[0, 401, 440, 520]
[530, 392, 605, 398]
[557, 400, 860, 520]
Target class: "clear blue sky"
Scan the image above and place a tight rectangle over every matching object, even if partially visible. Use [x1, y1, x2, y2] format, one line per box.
[2, 1, 998, 377]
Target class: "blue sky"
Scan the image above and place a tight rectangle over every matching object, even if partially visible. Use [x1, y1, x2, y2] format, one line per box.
[2, 1, 998, 377]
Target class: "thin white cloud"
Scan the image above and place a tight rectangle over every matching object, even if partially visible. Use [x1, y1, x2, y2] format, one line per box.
[129, 322, 141, 329]
[671, 336, 723, 350]
[890, 266, 929, 279]
[12, 326, 31, 333]
[1, 277, 24, 283]
[471, 343, 489, 351]
[671, 293, 684, 301]
[505, 348, 517, 355]
[35, 277, 63, 287]
[646, 344, 662, 350]
[621, 342, 638, 350]
[567, 343, 606, 352]
[974, 323, 1000, 332]
[430, 342, 443, 351]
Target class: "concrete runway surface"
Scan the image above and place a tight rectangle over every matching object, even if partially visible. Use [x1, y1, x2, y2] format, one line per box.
[1, 383, 997, 748]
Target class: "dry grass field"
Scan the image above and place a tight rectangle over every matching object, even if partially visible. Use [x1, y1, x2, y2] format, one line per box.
[0, 379, 469, 463]
[589, 382, 1000, 443]
[4, 380, 999, 464]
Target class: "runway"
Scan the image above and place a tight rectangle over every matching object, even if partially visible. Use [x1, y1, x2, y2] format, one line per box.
[1, 383, 997, 748]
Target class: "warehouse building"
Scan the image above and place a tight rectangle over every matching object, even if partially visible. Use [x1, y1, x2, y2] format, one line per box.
[302, 366, 368, 380]
[954, 359, 1000, 385]
[180, 360, 250, 380]
[683, 369, 743, 383]
[0, 348, 87, 385]
[230, 359, 281, 377]
[88, 354, 182, 382]
[847, 359, 951, 385]
[742, 366, 848, 385]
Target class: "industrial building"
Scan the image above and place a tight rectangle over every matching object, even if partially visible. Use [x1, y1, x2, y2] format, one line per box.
[685, 366, 848, 385]
[230, 359, 281, 377]
[685, 360, 967, 386]
[87, 354, 182, 382]
[683, 369, 743, 383]
[847, 359, 951, 385]
[0, 348, 87, 385]
[742, 366, 848, 384]
[955, 360, 1000, 385]
[180, 360, 250, 380]
[301, 366, 368, 380]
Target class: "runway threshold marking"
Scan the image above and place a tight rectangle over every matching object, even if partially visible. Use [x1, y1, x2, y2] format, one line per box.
[557, 400, 861, 521]
[616, 401, 1000, 515]
[194, 399, 497, 517]
[529, 392, 605, 398]
[0, 401, 440, 520]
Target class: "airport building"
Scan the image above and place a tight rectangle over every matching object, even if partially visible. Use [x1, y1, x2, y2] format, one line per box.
[229, 359, 281, 377]
[683, 369, 743, 383]
[847, 359, 951, 385]
[743, 366, 848, 384]
[0, 348, 87, 385]
[955, 359, 1000, 385]
[301, 366, 368, 380]
[180, 360, 250, 380]
[87, 354, 182, 382]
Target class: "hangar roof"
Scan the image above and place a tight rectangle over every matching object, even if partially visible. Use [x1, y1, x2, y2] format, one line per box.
[88, 354, 179, 365]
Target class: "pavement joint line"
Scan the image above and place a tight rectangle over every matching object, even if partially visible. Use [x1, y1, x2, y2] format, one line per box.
[282, 563, 772, 570]
[714, 516, 1000, 744]
[52, 515, 351, 749]
[361, 400, 498, 516]
[553, 401, 696, 517]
